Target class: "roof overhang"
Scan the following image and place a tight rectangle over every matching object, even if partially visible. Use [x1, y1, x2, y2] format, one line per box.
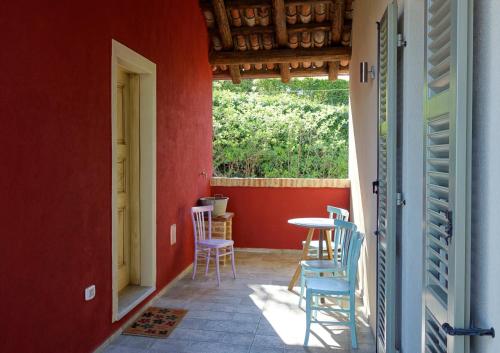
[199, 0, 353, 83]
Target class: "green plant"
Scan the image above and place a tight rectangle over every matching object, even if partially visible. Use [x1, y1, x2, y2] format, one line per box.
[212, 78, 349, 178]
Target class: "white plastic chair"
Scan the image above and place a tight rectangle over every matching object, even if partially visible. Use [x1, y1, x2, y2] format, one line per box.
[191, 205, 236, 287]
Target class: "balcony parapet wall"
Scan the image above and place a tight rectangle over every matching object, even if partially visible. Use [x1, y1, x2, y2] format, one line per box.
[210, 177, 351, 250]
[211, 177, 350, 188]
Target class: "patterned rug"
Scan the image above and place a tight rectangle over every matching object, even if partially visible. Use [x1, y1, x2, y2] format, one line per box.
[122, 307, 187, 338]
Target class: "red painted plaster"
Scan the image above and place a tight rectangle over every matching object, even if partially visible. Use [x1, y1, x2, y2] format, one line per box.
[0, 1, 212, 352]
[211, 186, 351, 249]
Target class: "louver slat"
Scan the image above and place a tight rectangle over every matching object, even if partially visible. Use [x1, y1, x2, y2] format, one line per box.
[425, 109, 450, 309]
[427, 0, 451, 96]
[425, 311, 447, 353]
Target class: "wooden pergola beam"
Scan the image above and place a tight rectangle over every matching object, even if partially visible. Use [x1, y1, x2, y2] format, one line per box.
[328, 61, 339, 80]
[285, 0, 333, 5]
[200, 0, 334, 10]
[229, 65, 242, 83]
[272, 0, 288, 46]
[272, 0, 290, 83]
[287, 22, 333, 34]
[331, 0, 345, 43]
[210, 46, 351, 65]
[213, 66, 349, 80]
[279, 63, 291, 82]
[211, 0, 232, 49]
[211, 0, 241, 83]
[214, 22, 333, 37]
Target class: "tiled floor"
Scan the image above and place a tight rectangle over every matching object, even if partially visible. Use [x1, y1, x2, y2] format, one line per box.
[104, 252, 376, 353]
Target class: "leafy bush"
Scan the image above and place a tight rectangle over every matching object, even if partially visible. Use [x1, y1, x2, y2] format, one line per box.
[212, 78, 349, 178]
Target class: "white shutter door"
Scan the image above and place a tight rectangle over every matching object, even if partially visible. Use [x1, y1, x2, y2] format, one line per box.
[377, 3, 398, 353]
[422, 0, 472, 352]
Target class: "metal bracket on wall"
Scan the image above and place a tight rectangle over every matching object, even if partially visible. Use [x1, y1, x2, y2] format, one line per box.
[396, 192, 406, 206]
[397, 33, 407, 47]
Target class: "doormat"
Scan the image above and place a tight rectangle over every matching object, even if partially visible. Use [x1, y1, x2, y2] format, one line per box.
[122, 307, 187, 338]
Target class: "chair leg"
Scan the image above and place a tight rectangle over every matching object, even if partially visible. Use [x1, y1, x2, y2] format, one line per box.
[192, 249, 198, 280]
[299, 268, 305, 307]
[215, 248, 221, 287]
[205, 249, 211, 276]
[350, 293, 358, 349]
[313, 294, 318, 320]
[230, 246, 236, 279]
[304, 288, 312, 346]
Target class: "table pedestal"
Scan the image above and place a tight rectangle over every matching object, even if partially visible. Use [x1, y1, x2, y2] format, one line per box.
[288, 228, 333, 291]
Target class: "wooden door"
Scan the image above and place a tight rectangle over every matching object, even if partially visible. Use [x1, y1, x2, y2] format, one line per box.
[376, 3, 398, 353]
[116, 67, 141, 292]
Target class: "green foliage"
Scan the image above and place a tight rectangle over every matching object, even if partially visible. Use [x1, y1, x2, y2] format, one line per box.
[212, 78, 349, 178]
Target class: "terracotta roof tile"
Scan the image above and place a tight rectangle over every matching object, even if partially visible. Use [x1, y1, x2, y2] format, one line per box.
[200, 0, 353, 82]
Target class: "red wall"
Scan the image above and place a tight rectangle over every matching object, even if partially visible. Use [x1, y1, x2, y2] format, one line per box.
[0, 1, 212, 352]
[211, 186, 351, 249]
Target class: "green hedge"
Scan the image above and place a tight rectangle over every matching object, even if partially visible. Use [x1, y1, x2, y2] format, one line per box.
[212, 78, 349, 178]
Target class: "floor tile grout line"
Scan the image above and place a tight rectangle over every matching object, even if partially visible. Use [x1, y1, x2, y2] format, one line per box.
[106, 253, 375, 353]
[248, 304, 265, 353]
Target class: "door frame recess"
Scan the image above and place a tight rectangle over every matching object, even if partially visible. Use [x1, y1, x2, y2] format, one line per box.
[111, 39, 157, 322]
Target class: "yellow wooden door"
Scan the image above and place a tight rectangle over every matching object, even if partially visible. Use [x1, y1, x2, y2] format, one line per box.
[116, 67, 141, 292]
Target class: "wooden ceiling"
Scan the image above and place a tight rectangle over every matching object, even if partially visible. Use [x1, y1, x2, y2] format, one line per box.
[199, 0, 353, 83]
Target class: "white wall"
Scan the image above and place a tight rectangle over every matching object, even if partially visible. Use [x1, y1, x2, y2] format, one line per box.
[350, 1, 425, 352]
[349, 0, 389, 336]
[470, 1, 500, 352]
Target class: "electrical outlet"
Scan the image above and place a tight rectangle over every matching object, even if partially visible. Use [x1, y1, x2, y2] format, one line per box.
[170, 224, 176, 245]
[85, 285, 96, 301]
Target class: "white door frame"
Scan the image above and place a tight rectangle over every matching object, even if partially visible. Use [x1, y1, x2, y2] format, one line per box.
[399, 0, 425, 352]
[111, 39, 157, 322]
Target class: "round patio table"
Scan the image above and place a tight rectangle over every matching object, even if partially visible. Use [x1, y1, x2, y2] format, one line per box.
[287, 217, 335, 291]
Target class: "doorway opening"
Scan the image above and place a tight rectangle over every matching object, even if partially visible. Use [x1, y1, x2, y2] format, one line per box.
[111, 40, 157, 322]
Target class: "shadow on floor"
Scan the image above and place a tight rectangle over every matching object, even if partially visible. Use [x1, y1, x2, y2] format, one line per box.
[104, 252, 376, 353]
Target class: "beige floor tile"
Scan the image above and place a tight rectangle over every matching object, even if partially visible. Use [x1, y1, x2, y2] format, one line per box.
[104, 253, 375, 353]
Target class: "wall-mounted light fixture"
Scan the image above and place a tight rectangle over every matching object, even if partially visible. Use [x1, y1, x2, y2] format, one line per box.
[360, 62, 376, 83]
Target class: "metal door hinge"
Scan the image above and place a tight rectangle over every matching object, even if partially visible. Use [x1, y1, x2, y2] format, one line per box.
[397, 33, 407, 47]
[442, 323, 495, 338]
[372, 180, 379, 195]
[444, 210, 453, 245]
[396, 192, 406, 206]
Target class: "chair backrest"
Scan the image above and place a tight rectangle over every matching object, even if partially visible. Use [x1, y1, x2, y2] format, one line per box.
[191, 205, 213, 244]
[346, 231, 365, 290]
[332, 219, 357, 267]
[327, 205, 349, 221]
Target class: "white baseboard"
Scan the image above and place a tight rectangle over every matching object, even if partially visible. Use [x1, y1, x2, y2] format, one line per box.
[235, 247, 301, 254]
[94, 263, 193, 353]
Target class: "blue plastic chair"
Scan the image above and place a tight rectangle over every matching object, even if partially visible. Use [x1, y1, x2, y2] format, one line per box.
[299, 219, 357, 307]
[303, 231, 365, 348]
[302, 206, 349, 258]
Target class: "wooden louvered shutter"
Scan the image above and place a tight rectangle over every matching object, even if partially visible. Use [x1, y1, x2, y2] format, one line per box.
[422, 0, 472, 352]
[376, 3, 398, 353]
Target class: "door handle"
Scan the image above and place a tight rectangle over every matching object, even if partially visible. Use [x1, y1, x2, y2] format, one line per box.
[442, 323, 495, 337]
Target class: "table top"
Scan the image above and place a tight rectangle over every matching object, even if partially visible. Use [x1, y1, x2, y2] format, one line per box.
[288, 217, 335, 229]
